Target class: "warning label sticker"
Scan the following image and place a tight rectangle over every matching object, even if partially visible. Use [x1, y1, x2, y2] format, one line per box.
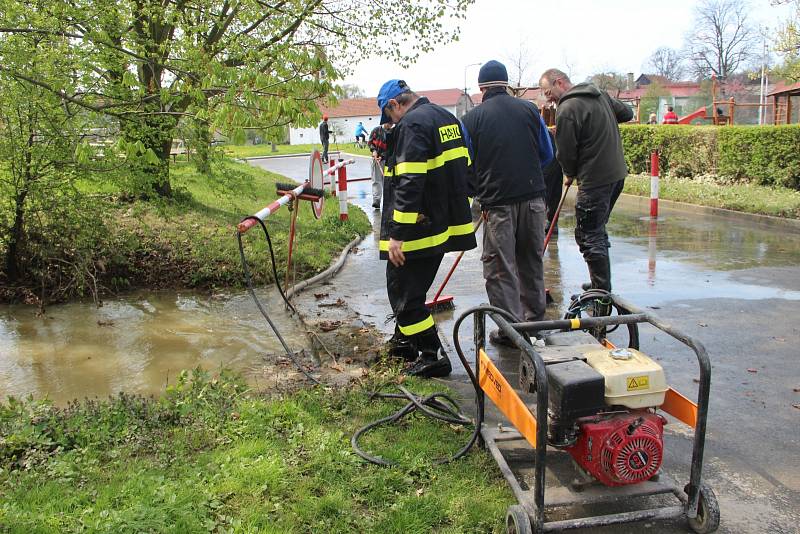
[627, 375, 650, 391]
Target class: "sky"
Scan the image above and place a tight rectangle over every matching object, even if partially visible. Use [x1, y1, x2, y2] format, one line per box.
[343, 0, 794, 97]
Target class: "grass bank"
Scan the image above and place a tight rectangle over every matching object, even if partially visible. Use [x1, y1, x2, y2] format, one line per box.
[1, 160, 371, 304]
[623, 173, 800, 219]
[0, 369, 511, 533]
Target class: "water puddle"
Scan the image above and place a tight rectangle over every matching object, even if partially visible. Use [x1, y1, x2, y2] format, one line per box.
[0, 290, 308, 404]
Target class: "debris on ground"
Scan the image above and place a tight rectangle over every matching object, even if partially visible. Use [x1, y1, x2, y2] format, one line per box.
[318, 298, 346, 308]
[747, 368, 758, 373]
[313, 293, 329, 299]
[319, 320, 342, 332]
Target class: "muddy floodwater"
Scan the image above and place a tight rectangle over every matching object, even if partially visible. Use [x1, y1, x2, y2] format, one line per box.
[0, 290, 307, 405]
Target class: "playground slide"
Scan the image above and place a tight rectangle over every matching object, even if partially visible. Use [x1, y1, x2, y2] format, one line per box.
[678, 107, 707, 124]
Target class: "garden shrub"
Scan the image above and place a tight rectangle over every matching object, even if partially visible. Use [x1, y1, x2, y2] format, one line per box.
[620, 124, 800, 189]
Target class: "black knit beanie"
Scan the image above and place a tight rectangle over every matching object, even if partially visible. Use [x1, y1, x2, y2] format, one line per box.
[478, 60, 508, 89]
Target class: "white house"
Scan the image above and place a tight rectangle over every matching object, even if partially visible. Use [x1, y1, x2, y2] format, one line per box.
[289, 89, 474, 146]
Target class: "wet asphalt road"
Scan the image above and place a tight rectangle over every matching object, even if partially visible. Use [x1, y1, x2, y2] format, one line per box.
[249, 154, 800, 534]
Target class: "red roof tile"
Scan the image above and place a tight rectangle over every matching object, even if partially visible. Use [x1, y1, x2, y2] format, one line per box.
[320, 88, 467, 118]
[768, 81, 800, 96]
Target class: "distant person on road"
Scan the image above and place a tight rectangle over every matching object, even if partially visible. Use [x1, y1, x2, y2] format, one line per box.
[367, 123, 391, 209]
[461, 60, 553, 346]
[662, 106, 679, 124]
[319, 114, 330, 163]
[376, 79, 476, 378]
[354, 121, 367, 144]
[539, 68, 633, 298]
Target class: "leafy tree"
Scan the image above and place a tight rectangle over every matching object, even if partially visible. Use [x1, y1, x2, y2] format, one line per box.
[0, 0, 473, 197]
[338, 84, 366, 99]
[0, 30, 108, 300]
[773, 0, 800, 80]
[685, 0, 758, 82]
[588, 72, 628, 96]
[645, 47, 686, 81]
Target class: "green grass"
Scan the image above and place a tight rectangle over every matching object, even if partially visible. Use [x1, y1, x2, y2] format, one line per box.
[223, 143, 372, 159]
[623, 173, 800, 219]
[0, 369, 512, 533]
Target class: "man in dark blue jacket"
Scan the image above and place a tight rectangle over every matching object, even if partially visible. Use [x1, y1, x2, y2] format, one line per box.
[462, 60, 553, 346]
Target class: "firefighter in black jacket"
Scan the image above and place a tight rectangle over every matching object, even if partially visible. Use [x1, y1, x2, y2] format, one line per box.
[376, 79, 477, 378]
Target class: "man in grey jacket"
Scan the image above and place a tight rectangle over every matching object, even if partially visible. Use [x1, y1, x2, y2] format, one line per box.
[539, 68, 632, 293]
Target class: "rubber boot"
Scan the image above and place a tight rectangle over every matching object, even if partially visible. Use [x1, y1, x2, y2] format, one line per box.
[405, 329, 452, 378]
[586, 256, 612, 292]
[386, 327, 418, 362]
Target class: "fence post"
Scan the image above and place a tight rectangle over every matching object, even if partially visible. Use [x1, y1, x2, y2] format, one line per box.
[337, 159, 349, 221]
[650, 150, 659, 219]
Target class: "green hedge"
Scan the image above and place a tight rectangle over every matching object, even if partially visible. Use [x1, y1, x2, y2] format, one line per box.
[620, 125, 800, 189]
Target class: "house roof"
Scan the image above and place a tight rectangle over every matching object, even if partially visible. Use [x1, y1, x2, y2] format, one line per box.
[636, 74, 672, 86]
[320, 88, 467, 118]
[768, 80, 800, 97]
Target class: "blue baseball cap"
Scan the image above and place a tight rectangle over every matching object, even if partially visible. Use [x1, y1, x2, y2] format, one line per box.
[377, 79, 409, 125]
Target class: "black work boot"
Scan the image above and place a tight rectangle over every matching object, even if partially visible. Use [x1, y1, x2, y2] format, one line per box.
[404, 329, 452, 378]
[405, 348, 452, 378]
[386, 328, 418, 362]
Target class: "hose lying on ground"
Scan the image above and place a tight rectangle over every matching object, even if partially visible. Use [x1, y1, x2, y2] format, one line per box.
[237, 215, 320, 384]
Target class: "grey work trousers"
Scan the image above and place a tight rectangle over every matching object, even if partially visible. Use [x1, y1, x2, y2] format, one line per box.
[370, 157, 383, 205]
[481, 197, 547, 322]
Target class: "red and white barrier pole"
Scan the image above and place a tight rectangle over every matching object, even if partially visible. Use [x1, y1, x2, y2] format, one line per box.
[237, 182, 308, 233]
[650, 150, 659, 219]
[329, 160, 337, 194]
[337, 159, 349, 221]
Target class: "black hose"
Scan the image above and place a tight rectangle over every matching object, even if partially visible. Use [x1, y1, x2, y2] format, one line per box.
[352, 304, 520, 467]
[236, 215, 319, 384]
[351, 384, 475, 466]
[564, 289, 640, 349]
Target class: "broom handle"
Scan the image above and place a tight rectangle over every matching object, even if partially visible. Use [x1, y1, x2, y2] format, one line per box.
[431, 217, 484, 302]
[543, 181, 571, 252]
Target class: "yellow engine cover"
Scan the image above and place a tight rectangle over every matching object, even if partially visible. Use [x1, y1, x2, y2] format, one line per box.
[583, 348, 667, 409]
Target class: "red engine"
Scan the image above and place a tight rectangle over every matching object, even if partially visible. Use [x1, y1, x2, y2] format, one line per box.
[566, 412, 666, 487]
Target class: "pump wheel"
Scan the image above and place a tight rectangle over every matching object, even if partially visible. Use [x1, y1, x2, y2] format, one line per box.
[505, 505, 533, 534]
[685, 483, 720, 533]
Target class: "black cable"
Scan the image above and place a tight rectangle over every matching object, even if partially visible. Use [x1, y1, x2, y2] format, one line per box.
[352, 304, 519, 467]
[237, 216, 319, 384]
[351, 384, 475, 466]
[564, 289, 640, 349]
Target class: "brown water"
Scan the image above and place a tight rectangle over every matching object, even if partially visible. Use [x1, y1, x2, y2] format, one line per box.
[0, 290, 308, 404]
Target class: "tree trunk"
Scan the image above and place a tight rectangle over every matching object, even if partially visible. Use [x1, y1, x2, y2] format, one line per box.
[4, 190, 27, 283]
[192, 118, 212, 175]
[122, 111, 176, 198]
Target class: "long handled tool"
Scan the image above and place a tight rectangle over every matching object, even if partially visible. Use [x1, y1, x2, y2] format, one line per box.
[425, 217, 484, 312]
[543, 182, 572, 304]
[544, 181, 571, 252]
[427, 183, 571, 313]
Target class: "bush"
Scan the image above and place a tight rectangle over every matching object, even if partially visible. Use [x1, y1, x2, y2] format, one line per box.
[620, 124, 800, 189]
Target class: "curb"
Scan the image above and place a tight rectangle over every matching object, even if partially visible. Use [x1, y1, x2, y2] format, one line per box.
[619, 192, 800, 231]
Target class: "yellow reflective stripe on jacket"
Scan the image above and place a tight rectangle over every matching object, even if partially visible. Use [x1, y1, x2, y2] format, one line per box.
[393, 210, 418, 224]
[398, 315, 435, 336]
[384, 146, 471, 178]
[379, 222, 474, 252]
